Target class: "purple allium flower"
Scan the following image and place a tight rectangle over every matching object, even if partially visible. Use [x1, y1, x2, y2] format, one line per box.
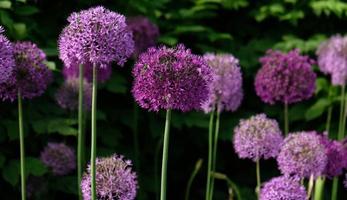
[277, 131, 327, 178]
[81, 154, 138, 200]
[40, 142, 76, 176]
[58, 6, 134, 68]
[63, 61, 112, 83]
[260, 176, 306, 200]
[316, 35, 347, 85]
[132, 44, 213, 112]
[233, 114, 283, 161]
[0, 26, 15, 84]
[202, 53, 243, 113]
[55, 78, 92, 111]
[127, 16, 159, 58]
[0, 41, 52, 101]
[319, 134, 347, 178]
[255, 49, 316, 105]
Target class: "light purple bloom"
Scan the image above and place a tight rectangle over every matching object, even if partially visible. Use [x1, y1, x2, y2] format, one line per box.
[55, 78, 92, 111]
[317, 35, 347, 85]
[0, 41, 52, 101]
[260, 176, 306, 200]
[0, 26, 15, 84]
[255, 49, 316, 104]
[277, 131, 327, 178]
[63, 61, 112, 83]
[233, 114, 283, 161]
[127, 16, 159, 58]
[58, 6, 134, 68]
[202, 53, 243, 113]
[40, 142, 76, 176]
[132, 44, 213, 112]
[81, 154, 137, 200]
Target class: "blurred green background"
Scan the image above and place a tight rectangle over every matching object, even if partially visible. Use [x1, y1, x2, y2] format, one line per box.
[0, 0, 347, 199]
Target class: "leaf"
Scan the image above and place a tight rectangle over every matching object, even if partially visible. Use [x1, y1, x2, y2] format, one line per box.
[305, 99, 330, 121]
[0, 1, 11, 9]
[15, 5, 39, 16]
[2, 120, 19, 140]
[2, 160, 19, 186]
[13, 23, 27, 39]
[32, 118, 78, 136]
[26, 157, 47, 176]
[44, 61, 56, 71]
[316, 77, 329, 94]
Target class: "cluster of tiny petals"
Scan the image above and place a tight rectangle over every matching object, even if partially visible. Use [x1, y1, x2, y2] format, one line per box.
[0, 41, 52, 101]
[55, 78, 92, 111]
[319, 134, 347, 178]
[202, 53, 243, 113]
[132, 44, 213, 112]
[277, 131, 327, 178]
[317, 35, 347, 85]
[58, 6, 134, 68]
[233, 114, 283, 161]
[0, 26, 15, 84]
[260, 176, 306, 200]
[81, 154, 138, 200]
[40, 142, 76, 176]
[63, 61, 112, 83]
[255, 49, 316, 105]
[126, 16, 159, 57]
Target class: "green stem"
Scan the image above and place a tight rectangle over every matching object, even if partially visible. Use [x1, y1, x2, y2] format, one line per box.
[185, 159, 203, 200]
[314, 176, 325, 200]
[307, 174, 314, 200]
[331, 177, 338, 200]
[338, 85, 345, 140]
[77, 63, 84, 200]
[18, 91, 26, 200]
[209, 111, 220, 200]
[205, 110, 215, 200]
[212, 172, 242, 200]
[160, 109, 171, 200]
[90, 64, 98, 200]
[284, 103, 289, 136]
[256, 160, 261, 199]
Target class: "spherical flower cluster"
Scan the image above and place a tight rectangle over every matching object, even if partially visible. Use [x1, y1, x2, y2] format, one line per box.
[58, 6, 134, 68]
[316, 35, 347, 85]
[126, 16, 159, 57]
[255, 49, 316, 105]
[233, 114, 283, 161]
[55, 78, 92, 111]
[40, 142, 76, 176]
[277, 131, 327, 178]
[0, 26, 15, 84]
[0, 41, 52, 101]
[132, 44, 213, 112]
[260, 176, 306, 200]
[63, 61, 112, 83]
[81, 154, 138, 200]
[202, 53, 243, 113]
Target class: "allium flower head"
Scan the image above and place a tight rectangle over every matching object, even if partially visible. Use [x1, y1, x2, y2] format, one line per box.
[55, 78, 92, 111]
[63, 61, 112, 83]
[0, 26, 15, 84]
[260, 176, 306, 200]
[127, 16, 159, 57]
[40, 142, 76, 176]
[277, 131, 327, 178]
[202, 53, 243, 113]
[255, 49, 316, 104]
[58, 6, 134, 68]
[317, 35, 347, 85]
[132, 44, 213, 112]
[0, 41, 52, 101]
[81, 154, 138, 200]
[233, 114, 283, 161]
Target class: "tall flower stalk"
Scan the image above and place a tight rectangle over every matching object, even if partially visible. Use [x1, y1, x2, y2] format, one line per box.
[90, 65, 97, 200]
[160, 109, 171, 200]
[205, 109, 215, 200]
[18, 91, 26, 200]
[209, 111, 220, 200]
[77, 63, 84, 200]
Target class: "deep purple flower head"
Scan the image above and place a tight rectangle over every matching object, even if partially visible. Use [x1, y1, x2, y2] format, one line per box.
[202, 53, 243, 113]
[255, 49, 316, 105]
[127, 16, 159, 58]
[40, 142, 76, 176]
[81, 154, 138, 200]
[260, 176, 306, 200]
[233, 114, 283, 161]
[317, 35, 347, 85]
[0, 41, 52, 101]
[277, 131, 327, 178]
[0, 26, 15, 84]
[132, 44, 213, 112]
[55, 78, 92, 111]
[63, 61, 112, 83]
[58, 6, 134, 68]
